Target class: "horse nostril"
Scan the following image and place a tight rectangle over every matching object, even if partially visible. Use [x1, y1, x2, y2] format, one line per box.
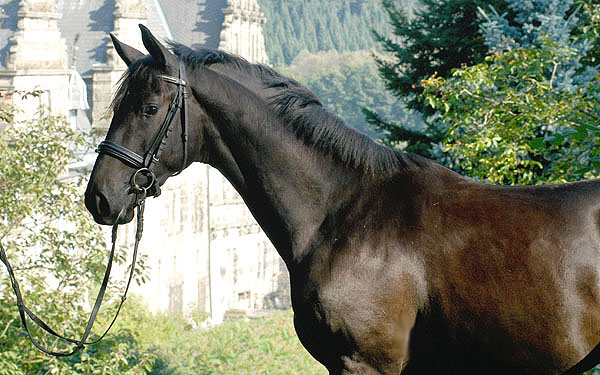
[85, 186, 111, 219]
[95, 191, 111, 217]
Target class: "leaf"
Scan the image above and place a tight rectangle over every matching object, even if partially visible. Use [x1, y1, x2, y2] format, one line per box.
[574, 167, 591, 174]
[529, 137, 546, 150]
[550, 134, 565, 146]
[572, 126, 589, 141]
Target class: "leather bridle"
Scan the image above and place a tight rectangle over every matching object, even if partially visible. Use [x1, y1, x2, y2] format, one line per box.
[97, 58, 189, 199]
[0, 59, 189, 357]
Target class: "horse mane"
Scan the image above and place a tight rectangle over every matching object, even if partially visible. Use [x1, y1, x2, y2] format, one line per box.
[114, 42, 414, 174]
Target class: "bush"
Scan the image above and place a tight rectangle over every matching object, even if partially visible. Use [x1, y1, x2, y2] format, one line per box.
[113, 300, 326, 375]
[422, 40, 600, 184]
[0, 94, 153, 374]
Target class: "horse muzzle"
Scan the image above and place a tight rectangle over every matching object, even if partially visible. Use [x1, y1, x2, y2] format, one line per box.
[84, 184, 136, 225]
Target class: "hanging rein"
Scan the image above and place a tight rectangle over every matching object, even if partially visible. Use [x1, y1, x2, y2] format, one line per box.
[0, 60, 188, 357]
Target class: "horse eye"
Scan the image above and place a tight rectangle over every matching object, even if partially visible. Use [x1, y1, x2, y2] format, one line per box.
[142, 105, 159, 116]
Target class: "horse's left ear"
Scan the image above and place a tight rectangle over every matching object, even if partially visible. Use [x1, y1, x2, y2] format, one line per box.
[139, 24, 177, 71]
[110, 33, 144, 66]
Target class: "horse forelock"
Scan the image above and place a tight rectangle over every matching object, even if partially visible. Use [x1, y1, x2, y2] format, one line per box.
[109, 57, 168, 115]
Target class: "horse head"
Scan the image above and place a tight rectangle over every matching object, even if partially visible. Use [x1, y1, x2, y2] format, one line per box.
[85, 25, 203, 225]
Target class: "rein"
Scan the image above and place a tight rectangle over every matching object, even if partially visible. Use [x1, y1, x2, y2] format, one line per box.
[0, 204, 144, 357]
[0, 59, 188, 357]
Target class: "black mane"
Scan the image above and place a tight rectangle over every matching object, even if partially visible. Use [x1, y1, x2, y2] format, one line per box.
[117, 43, 413, 174]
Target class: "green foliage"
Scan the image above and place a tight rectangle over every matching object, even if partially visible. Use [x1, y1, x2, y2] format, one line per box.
[577, 0, 600, 67]
[368, 0, 510, 159]
[114, 301, 326, 375]
[373, 0, 510, 113]
[369, 0, 600, 174]
[422, 41, 600, 185]
[0, 96, 323, 374]
[280, 50, 421, 137]
[257, 0, 408, 66]
[479, 0, 599, 93]
[278, 50, 370, 83]
[480, 0, 576, 50]
[0, 93, 153, 374]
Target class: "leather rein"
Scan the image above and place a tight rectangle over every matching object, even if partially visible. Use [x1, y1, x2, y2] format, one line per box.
[0, 59, 188, 357]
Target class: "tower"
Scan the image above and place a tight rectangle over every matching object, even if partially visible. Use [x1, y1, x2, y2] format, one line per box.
[0, 0, 76, 122]
[0, 0, 287, 325]
[219, 0, 269, 64]
[5, 0, 68, 70]
[91, 0, 153, 131]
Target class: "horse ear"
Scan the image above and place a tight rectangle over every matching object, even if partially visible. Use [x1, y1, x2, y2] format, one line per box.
[110, 33, 144, 66]
[139, 24, 176, 71]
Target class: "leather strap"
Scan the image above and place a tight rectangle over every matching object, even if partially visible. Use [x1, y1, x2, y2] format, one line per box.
[97, 140, 144, 170]
[97, 59, 189, 196]
[0, 202, 145, 357]
[144, 60, 187, 173]
[1, 55, 188, 359]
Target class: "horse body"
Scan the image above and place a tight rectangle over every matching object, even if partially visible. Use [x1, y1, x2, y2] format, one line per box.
[85, 26, 600, 375]
[424, 177, 600, 374]
[286, 159, 600, 374]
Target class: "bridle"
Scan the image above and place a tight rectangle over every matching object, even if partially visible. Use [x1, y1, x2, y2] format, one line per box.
[0, 59, 188, 357]
[96, 58, 189, 199]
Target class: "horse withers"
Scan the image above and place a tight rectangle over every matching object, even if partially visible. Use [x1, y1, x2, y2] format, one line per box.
[85, 25, 600, 375]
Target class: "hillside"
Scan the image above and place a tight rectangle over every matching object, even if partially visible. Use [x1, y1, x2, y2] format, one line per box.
[257, 0, 417, 66]
[279, 50, 422, 137]
[256, 0, 422, 138]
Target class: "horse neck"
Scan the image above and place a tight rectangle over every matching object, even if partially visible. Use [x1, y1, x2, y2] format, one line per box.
[187, 66, 362, 266]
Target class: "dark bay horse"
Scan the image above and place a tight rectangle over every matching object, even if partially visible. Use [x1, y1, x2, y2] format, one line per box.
[85, 25, 600, 375]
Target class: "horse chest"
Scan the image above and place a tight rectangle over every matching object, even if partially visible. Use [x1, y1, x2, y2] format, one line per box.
[289, 244, 426, 373]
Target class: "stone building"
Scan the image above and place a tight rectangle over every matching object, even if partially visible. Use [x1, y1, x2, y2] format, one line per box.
[0, 0, 289, 324]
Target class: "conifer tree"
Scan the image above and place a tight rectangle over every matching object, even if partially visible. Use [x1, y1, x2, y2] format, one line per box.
[578, 0, 600, 66]
[257, 0, 394, 66]
[419, 3, 600, 184]
[365, 0, 510, 159]
[480, 0, 598, 90]
[372, 0, 509, 113]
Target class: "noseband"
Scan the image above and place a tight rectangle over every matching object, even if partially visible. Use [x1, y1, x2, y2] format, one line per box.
[96, 58, 189, 199]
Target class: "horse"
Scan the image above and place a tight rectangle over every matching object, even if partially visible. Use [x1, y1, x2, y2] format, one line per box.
[85, 25, 600, 375]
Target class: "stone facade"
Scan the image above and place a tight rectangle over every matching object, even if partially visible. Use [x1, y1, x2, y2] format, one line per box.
[219, 0, 268, 64]
[121, 164, 289, 324]
[0, 0, 288, 324]
[0, 0, 83, 125]
[90, 0, 156, 130]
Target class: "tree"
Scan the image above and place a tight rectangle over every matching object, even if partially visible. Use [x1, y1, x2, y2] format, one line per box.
[366, 0, 510, 159]
[0, 92, 153, 374]
[577, 0, 600, 66]
[279, 50, 421, 138]
[367, 0, 600, 167]
[257, 0, 397, 66]
[372, 0, 508, 113]
[480, 0, 576, 50]
[421, 21, 600, 184]
[479, 0, 598, 91]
